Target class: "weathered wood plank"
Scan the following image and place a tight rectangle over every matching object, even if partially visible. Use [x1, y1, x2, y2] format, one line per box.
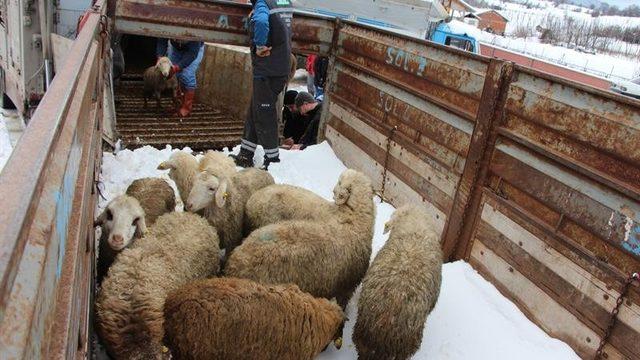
[470, 241, 625, 359]
[326, 112, 454, 214]
[478, 204, 640, 358]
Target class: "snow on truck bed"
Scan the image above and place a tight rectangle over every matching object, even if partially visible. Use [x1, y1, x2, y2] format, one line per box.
[99, 141, 579, 359]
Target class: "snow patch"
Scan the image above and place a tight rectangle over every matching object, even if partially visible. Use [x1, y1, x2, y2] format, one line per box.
[0, 114, 14, 173]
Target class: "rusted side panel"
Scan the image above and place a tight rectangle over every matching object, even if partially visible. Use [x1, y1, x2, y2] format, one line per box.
[0, 2, 105, 358]
[114, 0, 335, 55]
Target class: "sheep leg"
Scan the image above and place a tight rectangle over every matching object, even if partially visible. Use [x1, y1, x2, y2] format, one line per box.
[155, 91, 162, 114]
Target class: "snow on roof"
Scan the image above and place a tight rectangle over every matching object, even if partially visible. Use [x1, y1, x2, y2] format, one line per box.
[474, 8, 509, 22]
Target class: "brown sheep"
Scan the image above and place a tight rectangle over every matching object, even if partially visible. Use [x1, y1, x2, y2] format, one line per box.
[95, 212, 220, 360]
[224, 169, 375, 308]
[163, 277, 345, 360]
[95, 177, 176, 283]
[143, 56, 179, 113]
[353, 205, 443, 360]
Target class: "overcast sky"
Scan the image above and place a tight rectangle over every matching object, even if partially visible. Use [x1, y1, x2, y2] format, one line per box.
[602, 0, 639, 8]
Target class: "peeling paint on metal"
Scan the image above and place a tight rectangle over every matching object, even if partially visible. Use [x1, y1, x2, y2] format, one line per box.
[622, 222, 640, 256]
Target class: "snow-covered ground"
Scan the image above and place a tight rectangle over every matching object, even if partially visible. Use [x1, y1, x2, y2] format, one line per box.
[99, 142, 579, 359]
[0, 114, 14, 173]
[450, 0, 640, 80]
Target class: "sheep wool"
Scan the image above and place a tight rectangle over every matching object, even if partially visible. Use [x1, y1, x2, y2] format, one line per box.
[163, 277, 345, 360]
[188, 167, 274, 252]
[143, 56, 178, 111]
[157, 152, 199, 203]
[125, 177, 176, 224]
[198, 150, 236, 178]
[96, 212, 220, 360]
[353, 205, 443, 360]
[244, 184, 333, 233]
[225, 169, 375, 308]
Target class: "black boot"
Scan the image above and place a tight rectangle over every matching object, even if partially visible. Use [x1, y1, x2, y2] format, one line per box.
[229, 150, 254, 168]
[261, 156, 280, 170]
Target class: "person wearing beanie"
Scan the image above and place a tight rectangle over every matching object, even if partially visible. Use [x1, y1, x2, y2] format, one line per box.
[289, 92, 322, 150]
[156, 38, 205, 117]
[230, 0, 294, 170]
[282, 90, 309, 145]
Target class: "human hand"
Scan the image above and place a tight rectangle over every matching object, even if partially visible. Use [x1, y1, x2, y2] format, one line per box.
[256, 46, 272, 57]
[168, 64, 180, 78]
[283, 137, 294, 146]
[291, 144, 303, 150]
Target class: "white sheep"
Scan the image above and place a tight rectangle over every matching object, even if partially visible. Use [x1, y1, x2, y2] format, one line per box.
[157, 151, 198, 204]
[353, 205, 443, 360]
[224, 169, 376, 309]
[95, 212, 220, 360]
[198, 150, 237, 178]
[186, 167, 274, 253]
[244, 184, 333, 233]
[94, 177, 175, 282]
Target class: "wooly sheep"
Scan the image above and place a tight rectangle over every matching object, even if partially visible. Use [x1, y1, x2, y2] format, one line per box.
[198, 150, 237, 179]
[353, 205, 443, 360]
[244, 184, 333, 233]
[186, 168, 274, 252]
[143, 56, 179, 112]
[157, 151, 199, 204]
[95, 212, 220, 360]
[95, 177, 176, 282]
[163, 277, 345, 360]
[224, 169, 375, 308]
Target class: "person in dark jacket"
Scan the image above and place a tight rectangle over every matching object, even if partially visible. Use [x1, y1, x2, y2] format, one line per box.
[156, 38, 205, 117]
[288, 92, 321, 150]
[282, 90, 309, 146]
[230, 0, 294, 170]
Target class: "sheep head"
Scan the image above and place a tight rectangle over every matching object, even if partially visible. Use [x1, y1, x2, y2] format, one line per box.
[156, 56, 173, 78]
[333, 169, 372, 208]
[186, 171, 228, 212]
[95, 195, 147, 251]
[385, 205, 433, 235]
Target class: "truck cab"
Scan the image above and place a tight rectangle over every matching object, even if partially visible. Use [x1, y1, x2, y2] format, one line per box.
[429, 22, 480, 54]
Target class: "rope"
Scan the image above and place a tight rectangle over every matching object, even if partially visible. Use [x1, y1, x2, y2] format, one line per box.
[595, 272, 639, 359]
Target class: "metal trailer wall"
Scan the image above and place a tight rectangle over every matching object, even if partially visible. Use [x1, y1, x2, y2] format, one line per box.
[0, 1, 107, 358]
[113, 2, 640, 358]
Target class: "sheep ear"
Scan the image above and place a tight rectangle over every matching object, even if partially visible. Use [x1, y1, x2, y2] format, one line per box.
[94, 209, 107, 227]
[215, 180, 228, 208]
[135, 216, 148, 237]
[157, 160, 174, 170]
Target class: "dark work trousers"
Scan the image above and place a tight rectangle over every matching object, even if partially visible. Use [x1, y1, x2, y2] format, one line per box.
[240, 76, 288, 160]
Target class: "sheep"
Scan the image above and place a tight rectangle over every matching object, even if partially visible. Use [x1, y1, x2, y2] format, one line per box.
[353, 205, 443, 360]
[186, 167, 274, 252]
[94, 177, 176, 283]
[198, 150, 236, 178]
[143, 56, 179, 113]
[224, 169, 375, 309]
[95, 212, 220, 360]
[244, 184, 333, 233]
[163, 277, 345, 360]
[157, 151, 199, 204]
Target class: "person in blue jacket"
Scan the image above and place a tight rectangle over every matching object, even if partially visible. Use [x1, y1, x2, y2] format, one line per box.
[156, 38, 204, 117]
[230, 0, 293, 170]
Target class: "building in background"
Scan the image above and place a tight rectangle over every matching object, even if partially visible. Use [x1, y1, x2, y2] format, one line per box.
[475, 9, 508, 35]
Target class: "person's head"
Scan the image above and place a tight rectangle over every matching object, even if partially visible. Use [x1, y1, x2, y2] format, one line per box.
[295, 92, 318, 115]
[284, 90, 298, 112]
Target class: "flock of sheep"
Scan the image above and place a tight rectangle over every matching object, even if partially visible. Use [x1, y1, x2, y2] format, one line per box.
[94, 150, 444, 360]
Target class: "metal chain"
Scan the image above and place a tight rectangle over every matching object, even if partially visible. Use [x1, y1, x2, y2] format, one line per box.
[595, 272, 639, 359]
[375, 126, 397, 204]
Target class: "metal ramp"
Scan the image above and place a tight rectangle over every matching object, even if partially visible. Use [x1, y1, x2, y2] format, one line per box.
[114, 74, 244, 150]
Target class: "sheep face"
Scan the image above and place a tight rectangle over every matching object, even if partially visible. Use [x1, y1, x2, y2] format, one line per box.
[95, 195, 147, 251]
[186, 171, 228, 212]
[156, 56, 172, 78]
[333, 169, 359, 205]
